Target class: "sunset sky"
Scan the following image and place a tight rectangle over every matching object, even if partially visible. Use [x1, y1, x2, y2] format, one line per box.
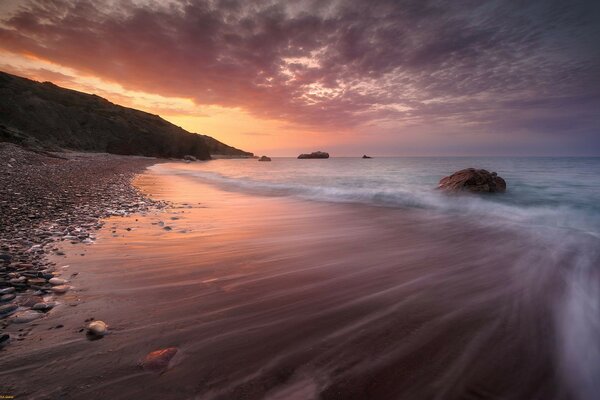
[0, 0, 599, 156]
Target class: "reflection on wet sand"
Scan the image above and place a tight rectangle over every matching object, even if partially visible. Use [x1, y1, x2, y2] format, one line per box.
[2, 169, 596, 400]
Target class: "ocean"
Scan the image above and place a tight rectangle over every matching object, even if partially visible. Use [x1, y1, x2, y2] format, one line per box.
[163, 157, 600, 237]
[153, 156, 600, 399]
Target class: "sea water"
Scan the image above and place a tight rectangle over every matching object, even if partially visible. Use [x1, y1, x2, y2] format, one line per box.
[162, 157, 600, 236]
[154, 156, 600, 399]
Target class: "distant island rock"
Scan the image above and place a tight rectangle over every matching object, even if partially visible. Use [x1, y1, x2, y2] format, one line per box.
[258, 155, 272, 161]
[298, 151, 329, 159]
[0, 71, 252, 160]
[438, 168, 506, 193]
[362, 155, 372, 159]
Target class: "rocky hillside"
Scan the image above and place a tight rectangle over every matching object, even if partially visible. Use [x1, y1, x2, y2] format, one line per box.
[0, 71, 252, 160]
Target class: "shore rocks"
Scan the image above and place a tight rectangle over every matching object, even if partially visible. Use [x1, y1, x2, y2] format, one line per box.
[49, 277, 68, 286]
[1, 293, 16, 302]
[0, 143, 170, 344]
[87, 320, 108, 337]
[183, 155, 198, 162]
[298, 151, 329, 159]
[141, 347, 178, 373]
[0, 303, 18, 317]
[32, 302, 55, 311]
[10, 310, 43, 323]
[51, 285, 70, 294]
[258, 156, 272, 162]
[438, 168, 507, 193]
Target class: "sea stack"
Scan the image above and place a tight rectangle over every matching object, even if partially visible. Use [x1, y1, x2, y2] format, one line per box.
[298, 151, 329, 159]
[362, 155, 372, 159]
[258, 156, 272, 161]
[438, 168, 506, 193]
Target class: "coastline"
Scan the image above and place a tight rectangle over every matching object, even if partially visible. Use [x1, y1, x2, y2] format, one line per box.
[0, 158, 582, 399]
[0, 143, 168, 349]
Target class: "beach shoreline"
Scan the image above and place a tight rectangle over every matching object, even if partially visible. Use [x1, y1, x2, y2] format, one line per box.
[1, 159, 586, 399]
[0, 143, 169, 350]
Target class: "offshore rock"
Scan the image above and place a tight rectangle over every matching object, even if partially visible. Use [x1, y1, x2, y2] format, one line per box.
[438, 168, 506, 193]
[298, 151, 329, 159]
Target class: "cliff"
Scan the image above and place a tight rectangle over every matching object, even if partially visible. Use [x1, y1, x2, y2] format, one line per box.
[0, 71, 252, 159]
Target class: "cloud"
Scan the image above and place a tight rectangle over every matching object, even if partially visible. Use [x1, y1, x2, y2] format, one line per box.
[0, 0, 599, 153]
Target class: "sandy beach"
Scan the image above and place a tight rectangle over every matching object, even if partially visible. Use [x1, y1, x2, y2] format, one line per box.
[1, 159, 589, 399]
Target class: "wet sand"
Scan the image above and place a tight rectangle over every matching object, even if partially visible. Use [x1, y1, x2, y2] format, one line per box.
[0, 164, 584, 399]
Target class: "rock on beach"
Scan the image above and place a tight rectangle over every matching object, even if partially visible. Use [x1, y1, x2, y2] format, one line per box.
[438, 168, 507, 193]
[87, 320, 108, 336]
[141, 347, 179, 373]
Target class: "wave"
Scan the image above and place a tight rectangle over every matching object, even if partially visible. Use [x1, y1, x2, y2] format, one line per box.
[152, 164, 600, 238]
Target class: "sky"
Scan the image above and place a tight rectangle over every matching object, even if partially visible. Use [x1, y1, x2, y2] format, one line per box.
[0, 0, 599, 156]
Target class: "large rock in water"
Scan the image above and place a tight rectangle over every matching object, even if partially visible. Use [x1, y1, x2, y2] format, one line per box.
[298, 151, 329, 159]
[258, 155, 272, 161]
[438, 168, 506, 193]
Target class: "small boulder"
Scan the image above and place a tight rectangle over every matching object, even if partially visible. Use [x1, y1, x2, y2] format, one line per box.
[362, 155, 372, 159]
[183, 155, 198, 162]
[438, 168, 506, 193]
[258, 156, 272, 162]
[141, 347, 178, 373]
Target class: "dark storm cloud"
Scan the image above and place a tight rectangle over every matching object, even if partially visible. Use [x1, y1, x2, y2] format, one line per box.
[1, 0, 599, 147]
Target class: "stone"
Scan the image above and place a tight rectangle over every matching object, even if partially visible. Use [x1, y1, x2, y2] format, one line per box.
[297, 151, 329, 159]
[141, 347, 178, 373]
[362, 155, 372, 159]
[0, 333, 9, 347]
[16, 295, 43, 307]
[0, 287, 15, 295]
[1, 294, 16, 302]
[10, 310, 43, 323]
[87, 320, 108, 336]
[258, 156, 272, 162]
[183, 155, 198, 162]
[0, 303, 18, 317]
[49, 277, 68, 285]
[438, 168, 507, 193]
[32, 302, 55, 311]
[9, 276, 26, 284]
[51, 285, 70, 294]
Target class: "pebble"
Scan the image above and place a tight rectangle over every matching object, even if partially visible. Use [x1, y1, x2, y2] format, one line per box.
[0, 303, 18, 317]
[141, 347, 178, 373]
[32, 302, 55, 311]
[49, 277, 68, 285]
[0, 287, 15, 295]
[51, 285, 70, 294]
[1, 293, 16, 302]
[10, 310, 43, 323]
[87, 320, 108, 336]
